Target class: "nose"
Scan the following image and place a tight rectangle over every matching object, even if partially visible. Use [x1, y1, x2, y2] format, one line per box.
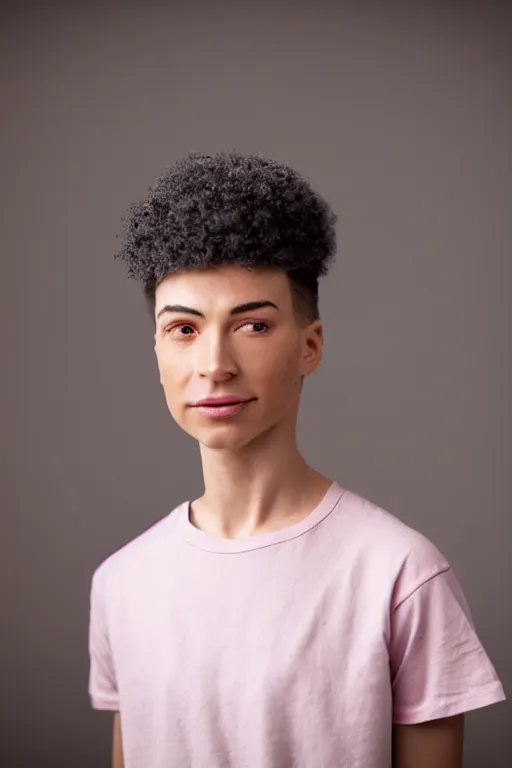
[195, 329, 238, 381]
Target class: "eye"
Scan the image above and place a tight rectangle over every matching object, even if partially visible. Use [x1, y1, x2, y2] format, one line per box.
[165, 323, 196, 338]
[241, 321, 270, 334]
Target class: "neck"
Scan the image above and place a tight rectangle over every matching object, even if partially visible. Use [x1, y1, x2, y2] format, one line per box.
[190, 425, 332, 539]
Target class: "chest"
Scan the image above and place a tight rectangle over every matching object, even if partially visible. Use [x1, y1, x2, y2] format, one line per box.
[111, 547, 391, 712]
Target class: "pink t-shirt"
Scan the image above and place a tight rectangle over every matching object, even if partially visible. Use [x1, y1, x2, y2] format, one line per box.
[88, 482, 506, 767]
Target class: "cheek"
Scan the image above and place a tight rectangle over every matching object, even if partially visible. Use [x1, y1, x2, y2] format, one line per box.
[157, 357, 186, 411]
[248, 342, 301, 385]
[156, 344, 185, 383]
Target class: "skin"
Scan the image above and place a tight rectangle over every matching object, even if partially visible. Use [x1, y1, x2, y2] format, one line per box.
[152, 263, 331, 538]
[112, 712, 123, 768]
[112, 263, 464, 767]
[392, 714, 464, 767]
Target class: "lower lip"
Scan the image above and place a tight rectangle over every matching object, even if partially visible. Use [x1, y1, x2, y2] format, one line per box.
[194, 401, 252, 419]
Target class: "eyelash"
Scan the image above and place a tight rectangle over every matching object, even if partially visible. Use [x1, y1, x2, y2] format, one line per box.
[165, 321, 270, 338]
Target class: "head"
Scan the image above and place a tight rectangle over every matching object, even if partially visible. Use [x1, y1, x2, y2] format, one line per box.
[115, 151, 337, 451]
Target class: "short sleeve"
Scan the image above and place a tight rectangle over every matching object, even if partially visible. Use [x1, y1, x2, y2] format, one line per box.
[390, 567, 506, 724]
[88, 567, 120, 711]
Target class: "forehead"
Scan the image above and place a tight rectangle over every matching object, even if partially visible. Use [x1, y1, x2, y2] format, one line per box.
[154, 265, 291, 313]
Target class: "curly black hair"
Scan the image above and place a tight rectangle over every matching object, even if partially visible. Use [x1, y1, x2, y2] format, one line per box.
[115, 151, 337, 323]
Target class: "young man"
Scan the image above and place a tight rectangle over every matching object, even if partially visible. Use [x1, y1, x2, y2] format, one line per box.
[88, 152, 506, 768]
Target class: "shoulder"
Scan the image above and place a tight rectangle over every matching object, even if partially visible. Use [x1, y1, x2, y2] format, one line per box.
[91, 501, 186, 595]
[334, 487, 451, 601]
[338, 487, 448, 559]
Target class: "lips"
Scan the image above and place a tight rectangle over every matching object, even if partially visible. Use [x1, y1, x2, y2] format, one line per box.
[191, 397, 255, 419]
[192, 397, 252, 407]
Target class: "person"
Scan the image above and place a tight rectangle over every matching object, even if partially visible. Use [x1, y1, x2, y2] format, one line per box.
[88, 151, 506, 768]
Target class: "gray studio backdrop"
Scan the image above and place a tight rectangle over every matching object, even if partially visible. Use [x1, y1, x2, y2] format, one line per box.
[1, 2, 510, 767]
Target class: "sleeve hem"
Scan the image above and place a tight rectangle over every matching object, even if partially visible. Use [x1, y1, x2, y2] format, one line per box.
[90, 696, 120, 711]
[393, 680, 507, 724]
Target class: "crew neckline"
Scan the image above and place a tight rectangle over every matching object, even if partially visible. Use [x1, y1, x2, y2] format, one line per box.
[175, 481, 346, 553]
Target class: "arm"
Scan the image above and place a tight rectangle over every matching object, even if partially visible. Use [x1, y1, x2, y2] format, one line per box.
[392, 714, 464, 768]
[112, 712, 124, 768]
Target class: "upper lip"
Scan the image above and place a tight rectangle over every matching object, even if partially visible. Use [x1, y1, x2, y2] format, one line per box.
[192, 396, 253, 407]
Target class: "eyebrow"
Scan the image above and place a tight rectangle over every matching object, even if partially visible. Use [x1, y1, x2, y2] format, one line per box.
[156, 300, 279, 321]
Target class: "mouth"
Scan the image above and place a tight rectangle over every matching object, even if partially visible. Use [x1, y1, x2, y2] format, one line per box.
[196, 401, 244, 406]
[192, 399, 255, 419]
[192, 396, 254, 407]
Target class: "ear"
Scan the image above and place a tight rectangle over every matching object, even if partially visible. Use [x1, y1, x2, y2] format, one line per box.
[301, 320, 323, 377]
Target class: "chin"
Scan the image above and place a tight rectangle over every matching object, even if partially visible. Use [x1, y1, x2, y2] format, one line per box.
[196, 427, 255, 451]
[175, 409, 285, 451]
[178, 418, 270, 451]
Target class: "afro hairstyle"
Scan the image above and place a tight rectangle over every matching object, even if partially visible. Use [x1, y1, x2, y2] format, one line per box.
[115, 151, 337, 323]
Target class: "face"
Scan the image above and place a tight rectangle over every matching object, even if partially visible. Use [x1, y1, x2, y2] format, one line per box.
[153, 265, 323, 451]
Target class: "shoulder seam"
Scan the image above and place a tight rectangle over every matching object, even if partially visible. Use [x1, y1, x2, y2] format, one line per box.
[393, 565, 451, 611]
